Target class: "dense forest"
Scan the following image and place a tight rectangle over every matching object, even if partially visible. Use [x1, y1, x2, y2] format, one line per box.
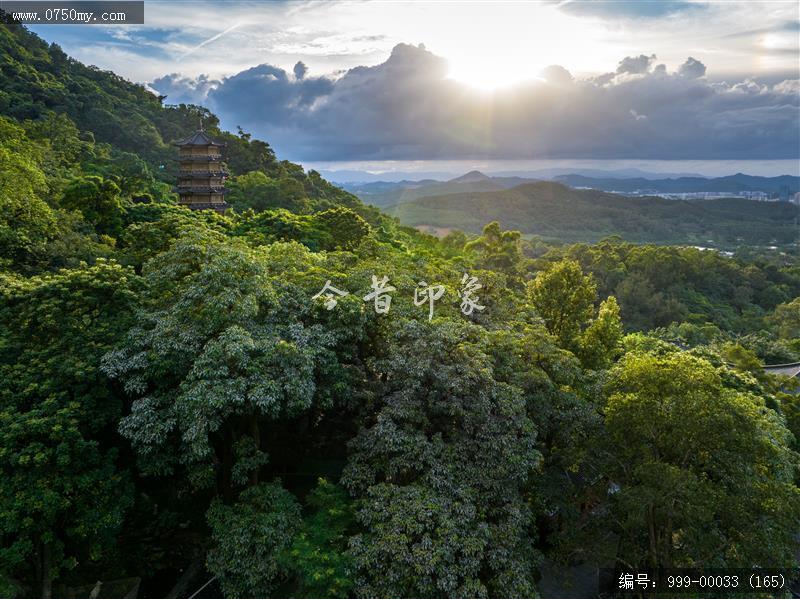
[1, 17, 800, 599]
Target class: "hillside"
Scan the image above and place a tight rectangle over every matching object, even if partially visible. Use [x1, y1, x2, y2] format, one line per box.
[346, 169, 800, 209]
[390, 181, 800, 246]
[0, 16, 381, 223]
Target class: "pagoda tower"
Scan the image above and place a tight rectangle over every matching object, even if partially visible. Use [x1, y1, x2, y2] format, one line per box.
[174, 124, 229, 213]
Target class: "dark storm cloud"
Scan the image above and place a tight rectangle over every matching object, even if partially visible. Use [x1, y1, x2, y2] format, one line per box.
[293, 61, 308, 80]
[150, 43, 800, 161]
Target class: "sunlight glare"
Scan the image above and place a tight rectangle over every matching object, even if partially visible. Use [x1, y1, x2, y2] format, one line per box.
[440, 3, 608, 89]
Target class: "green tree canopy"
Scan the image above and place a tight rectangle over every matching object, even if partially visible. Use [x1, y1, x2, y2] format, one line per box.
[61, 175, 126, 238]
[343, 319, 540, 598]
[603, 351, 800, 568]
[528, 258, 597, 349]
[0, 260, 139, 597]
[206, 482, 301, 598]
[0, 116, 55, 270]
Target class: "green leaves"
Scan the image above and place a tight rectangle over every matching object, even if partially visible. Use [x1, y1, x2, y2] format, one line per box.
[206, 482, 302, 598]
[0, 116, 54, 270]
[578, 296, 623, 369]
[231, 206, 371, 252]
[348, 483, 494, 598]
[603, 351, 800, 568]
[528, 259, 597, 349]
[0, 259, 138, 587]
[464, 221, 526, 276]
[105, 231, 364, 505]
[314, 208, 371, 251]
[1, 19, 799, 594]
[281, 479, 355, 599]
[61, 175, 126, 238]
[343, 319, 540, 597]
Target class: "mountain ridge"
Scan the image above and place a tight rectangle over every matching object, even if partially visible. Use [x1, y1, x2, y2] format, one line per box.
[345, 170, 800, 208]
[555, 173, 800, 195]
[389, 180, 800, 247]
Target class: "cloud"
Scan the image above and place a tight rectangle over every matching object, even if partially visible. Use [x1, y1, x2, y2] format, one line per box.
[616, 54, 657, 75]
[151, 73, 220, 105]
[678, 57, 707, 78]
[556, 0, 699, 19]
[179, 22, 241, 60]
[539, 65, 573, 85]
[151, 43, 800, 161]
[630, 109, 647, 121]
[293, 61, 308, 80]
[207, 63, 334, 120]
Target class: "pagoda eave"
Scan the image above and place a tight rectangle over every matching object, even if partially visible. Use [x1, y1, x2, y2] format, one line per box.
[178, 155, 222, 162]
[174, 187, 230, 194]
[178, 171, 230, 178]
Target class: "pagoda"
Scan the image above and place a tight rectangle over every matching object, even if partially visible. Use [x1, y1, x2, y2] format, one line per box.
[174, 124, 229, 213]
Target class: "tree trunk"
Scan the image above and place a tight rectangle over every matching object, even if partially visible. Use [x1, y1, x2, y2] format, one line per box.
[40, 542, 52, 599]
[250, 415, 261, 486]
[663, 516, 673, 568]
[222, 423, 234, 504]
[647, 505, 659, 568]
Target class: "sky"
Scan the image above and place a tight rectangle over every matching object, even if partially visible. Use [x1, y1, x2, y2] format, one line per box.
[30, 0, 800, 165]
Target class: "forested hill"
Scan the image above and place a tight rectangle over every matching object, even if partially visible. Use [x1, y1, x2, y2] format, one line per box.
[347, 171, 800, 209]
[390, 180, 800, 246]
[0, 15, 378, 220]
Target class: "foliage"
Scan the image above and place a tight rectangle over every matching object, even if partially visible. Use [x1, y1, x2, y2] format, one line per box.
[602, 351, 800, 568]
[343, 320, 540, 598]
[61, 175, 126, 237]
[528, 258, 597, 349]
[464, 221, 526, 276]
[0, 115, 54, 269]
[206, 482, 302, 598]
[771, 297, 800, 341]
[578, 296, 623, 369]
[227, 170, 311, 214]
[314, 208, 371, 251]
[0, 260, 138, 594]
[102, 233, 346, 497]
[558, 240, 800, 333]
[281, 479, 355, 598]
[232, 207, 370, 252]
[780, 392, 800, 451]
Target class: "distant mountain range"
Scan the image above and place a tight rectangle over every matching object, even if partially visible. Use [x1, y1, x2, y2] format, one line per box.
[342, 170, 800, 207]
[387, 180, 800, 247]
[342, 171, 529, 207]
[324, 166, 707, 185]
[554, 173, 800, 196]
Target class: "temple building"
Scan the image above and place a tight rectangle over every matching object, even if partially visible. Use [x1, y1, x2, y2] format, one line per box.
[175, 126, 229, 213]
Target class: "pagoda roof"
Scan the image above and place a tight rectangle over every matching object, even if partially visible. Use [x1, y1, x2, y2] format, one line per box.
[174, 129, 226, 147]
